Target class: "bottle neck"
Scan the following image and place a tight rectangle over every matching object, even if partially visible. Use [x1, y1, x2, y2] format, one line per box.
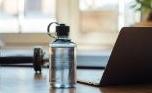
[57, 36, 69, 40]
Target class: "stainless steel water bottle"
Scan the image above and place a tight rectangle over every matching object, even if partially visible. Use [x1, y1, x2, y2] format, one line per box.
[47, 23, 76, 88]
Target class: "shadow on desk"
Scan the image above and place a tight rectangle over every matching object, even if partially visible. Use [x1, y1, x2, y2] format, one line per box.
[49, 84, 152, 93]
[49, 85, 152, 93]
[100, 85, 152, 93]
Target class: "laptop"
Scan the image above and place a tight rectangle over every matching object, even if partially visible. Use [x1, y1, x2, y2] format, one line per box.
[77, 27, 152, 87]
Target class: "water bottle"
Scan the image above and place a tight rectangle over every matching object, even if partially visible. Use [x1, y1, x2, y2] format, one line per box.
[47, 22, 76, 88]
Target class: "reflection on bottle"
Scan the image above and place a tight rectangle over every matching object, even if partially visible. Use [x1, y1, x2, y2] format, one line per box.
[49, 87, 76, 93]
[34, 73, 43, 80]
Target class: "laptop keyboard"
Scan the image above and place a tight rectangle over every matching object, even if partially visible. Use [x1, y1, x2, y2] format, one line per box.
[77, 56, 109, 67]
[77, 69, 104, 83]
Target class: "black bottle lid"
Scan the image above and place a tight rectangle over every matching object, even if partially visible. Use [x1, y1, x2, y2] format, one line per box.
[56, 24, 69, 37]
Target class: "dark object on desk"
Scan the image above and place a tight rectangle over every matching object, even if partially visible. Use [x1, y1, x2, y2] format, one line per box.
[77, 27, 152, 87]
[33, 47, 45, 73]
[0, 47, 46, 73]
[0, 56, 33, 64]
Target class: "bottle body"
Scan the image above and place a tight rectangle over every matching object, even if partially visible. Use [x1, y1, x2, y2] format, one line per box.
[49, 39, 76, 88]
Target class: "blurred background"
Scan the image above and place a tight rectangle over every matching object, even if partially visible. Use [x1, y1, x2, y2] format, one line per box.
[0, 0, 151, 65]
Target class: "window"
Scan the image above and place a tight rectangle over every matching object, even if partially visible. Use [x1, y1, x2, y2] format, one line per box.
[0, 0, 56, 33]
[78, 0, 119, 50]
[78, 0, 140, 50]
[79, 0, 119, 33]
[79, 0, 140, 32]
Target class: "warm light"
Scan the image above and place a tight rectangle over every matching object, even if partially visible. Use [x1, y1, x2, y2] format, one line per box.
[0, 0, 56, 33]
[80, 0, 118, 10]
[3, 0, 18, 15]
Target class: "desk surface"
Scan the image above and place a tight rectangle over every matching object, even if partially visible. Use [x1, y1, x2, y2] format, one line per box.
[0, 67, 152, 93]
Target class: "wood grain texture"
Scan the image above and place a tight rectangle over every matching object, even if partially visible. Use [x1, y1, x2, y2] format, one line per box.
[0, 67, 152, 93]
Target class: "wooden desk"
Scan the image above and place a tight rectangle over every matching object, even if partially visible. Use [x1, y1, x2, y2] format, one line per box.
[0, 67, 152, 93]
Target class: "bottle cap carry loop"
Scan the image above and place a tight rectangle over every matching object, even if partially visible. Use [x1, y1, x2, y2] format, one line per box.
[47, 22, 59, 39]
